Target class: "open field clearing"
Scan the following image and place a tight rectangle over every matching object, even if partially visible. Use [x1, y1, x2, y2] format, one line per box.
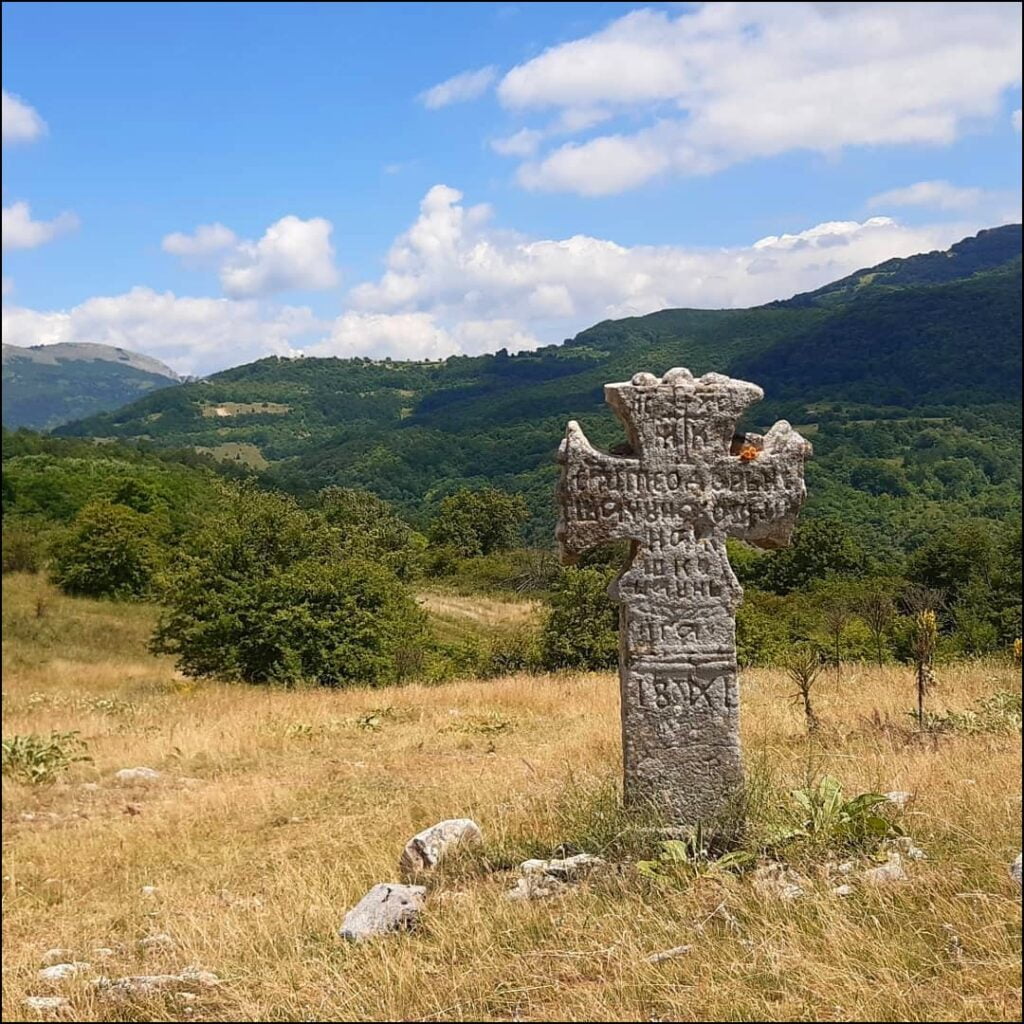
[2, 573, 1021, 1022]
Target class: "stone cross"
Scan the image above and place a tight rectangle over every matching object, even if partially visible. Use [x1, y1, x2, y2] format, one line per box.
[556, 368, 811, 829]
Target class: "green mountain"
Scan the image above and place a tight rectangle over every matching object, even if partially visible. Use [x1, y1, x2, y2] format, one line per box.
[2, 342, 181, 431]
[56, 225, 1022, 552]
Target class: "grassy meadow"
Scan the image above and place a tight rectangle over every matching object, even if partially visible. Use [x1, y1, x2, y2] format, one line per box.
[2, 572, 1021, 1022]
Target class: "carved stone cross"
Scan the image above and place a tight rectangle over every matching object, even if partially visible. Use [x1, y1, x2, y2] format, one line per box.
[556, 368, 811, 829]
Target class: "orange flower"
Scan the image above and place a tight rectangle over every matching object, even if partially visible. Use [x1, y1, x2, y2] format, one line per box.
[738, 443, 760, 461]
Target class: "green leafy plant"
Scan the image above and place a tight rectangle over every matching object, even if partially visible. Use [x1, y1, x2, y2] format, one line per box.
[784, 776, 901, 850]
[916, 690, 1022, 734]
[637, 825, 754, 881]
[2, 731, 91, 784]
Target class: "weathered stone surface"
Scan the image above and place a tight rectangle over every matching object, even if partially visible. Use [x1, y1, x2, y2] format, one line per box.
[646, 944, 693, 964]
[22, 995, 69, 1014]
[114, 766, 161, 784]
[751, 862, 806, 901]
[37, 962, 91, 983]
[339, 883, 426, 941]
[94, 967, 220, 999]
[862, 851, 906, 885]
[399, 818, 483, 875]
[557, 368, 810, 828]
[40, 949, 74, 966]
[505, 853, 606, 901]
[1011, 853, 1022, 887]
[884, 790, 914, 810]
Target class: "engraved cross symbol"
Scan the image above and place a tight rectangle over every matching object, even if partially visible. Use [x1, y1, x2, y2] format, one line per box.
[556, 367, 811, 828]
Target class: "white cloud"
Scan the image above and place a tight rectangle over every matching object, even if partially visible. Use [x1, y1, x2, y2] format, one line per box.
[1, 288, 324, 377]
[2, 276, 13, 297]
[868, 180, 987, 212]
[2, 201, 79, 250]
[163, 215, 339, 297]
[419, 66, 497, 109]
[494, 3, 1022, 194]
[1014, 108, 1022, 132]
[6, 184, 995, 373]
[161, 222, 238, 264]
[315, 183, 981, 362]
[2, 89, 47, 144]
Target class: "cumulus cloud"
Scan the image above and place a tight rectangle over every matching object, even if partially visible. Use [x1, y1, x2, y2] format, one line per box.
[161, 222, 238, 264]
[310, 183, 980, 361]
[6, 185, 993, 373]
[493, 3, 1022, 194]
[419, 66, 497, 109]
[1, 288, 324, 377]
[1014, 108, 1022, 132]
[2, 201, 79, 250]
[163, 215, 339, 297]
[868, 180, 987, 212]
[2, 89, 47, 144]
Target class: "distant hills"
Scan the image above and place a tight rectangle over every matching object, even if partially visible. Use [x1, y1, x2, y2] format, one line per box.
[43, 224, 1024, 546]
[2, 342, 180, 430]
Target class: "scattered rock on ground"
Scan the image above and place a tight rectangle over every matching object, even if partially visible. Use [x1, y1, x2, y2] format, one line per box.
[505, 853, 606, 902]
[37, 962, 91, 983]
[1011, 853, 1022, 887]
[751, 862, 805, 901]
[92, 948, 116, 959]
[889, 836, 926, 860]
[22, 995, 69, 1015]
[115, 767, 161, 784]
[646, 944, 692, 964]
[884, 791, 914, 810]
[399, 818, 482, 875]
[862, 851, 906, 885]
[832, 883, 854, 897]
[140, 885, 159, 897]
[338, 883, 427, 942]
[138, 933, 175, 951]
[94, 967, 219, 999]
[40, 949, 74, 966]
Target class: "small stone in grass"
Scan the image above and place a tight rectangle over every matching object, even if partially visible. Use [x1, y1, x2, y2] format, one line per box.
[1011, 853, 1022, 888]
[40, 949, 74, 966]
[339, 883, 426, 941]
[138, 933, 175, 951]
[140, 885, 159, 897]
[862, 851, 906, 885]
[399, 818, 483, 875]
[37, 962, 90, 983]
[884, 791, 913, 810]
[115, 767, 161, 784]
[646, 944, 692, 964]
[22, 995, 69, 1014]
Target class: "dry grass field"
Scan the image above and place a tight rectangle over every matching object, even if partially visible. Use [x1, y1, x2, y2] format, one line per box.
[2, 573, 1021, 1022]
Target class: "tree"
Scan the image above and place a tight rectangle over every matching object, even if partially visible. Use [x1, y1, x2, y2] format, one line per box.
[857, 581, 898, 667]
[428, 488, 529, 558]
[757, 520, 865, 595]
[51, 500, 162, 599]
[317, 486, 424, 580]
[151, 487, 427, 686]
[539, 567, 618, 670]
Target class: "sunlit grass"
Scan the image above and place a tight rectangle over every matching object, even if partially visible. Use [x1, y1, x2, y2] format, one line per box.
[2, 573, 1021, 1022]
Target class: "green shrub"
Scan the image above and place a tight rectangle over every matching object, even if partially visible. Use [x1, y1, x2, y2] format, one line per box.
[540, 567, 618, 670]
[152, 487, 427, 686]
[51, 500, 163, 598]
[480, 626, 542, 678]
[2, 731, 91, 784]
[2, 521, 47, 574]
[427, 488, 528, 558]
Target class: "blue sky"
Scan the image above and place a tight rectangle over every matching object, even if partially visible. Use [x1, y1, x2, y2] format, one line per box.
[3, 1, 1021, 375]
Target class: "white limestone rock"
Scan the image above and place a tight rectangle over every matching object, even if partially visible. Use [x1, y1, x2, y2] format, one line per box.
[862, 851, 906, 885]
[646, 944, 693, 964]
[884, 790, 914, 810]
[505, 853, 606, 901]
[22, 995, 69, 1014]
[399, 818, 482, 875]
[338, 883, 426, 942]
[1011, 853, 1022, 887]
[751, 862, 805, 901]
[40, 949, 74, 966]
[114, 767, 161, 784]
[37, 962, 90, 983]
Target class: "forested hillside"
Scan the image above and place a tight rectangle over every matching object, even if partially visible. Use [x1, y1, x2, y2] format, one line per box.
[53, 226, 1022, 557]
[2, 343, 181, 430]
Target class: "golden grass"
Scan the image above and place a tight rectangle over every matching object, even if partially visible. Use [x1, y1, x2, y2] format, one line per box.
[2, 573, 1021, 1022]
